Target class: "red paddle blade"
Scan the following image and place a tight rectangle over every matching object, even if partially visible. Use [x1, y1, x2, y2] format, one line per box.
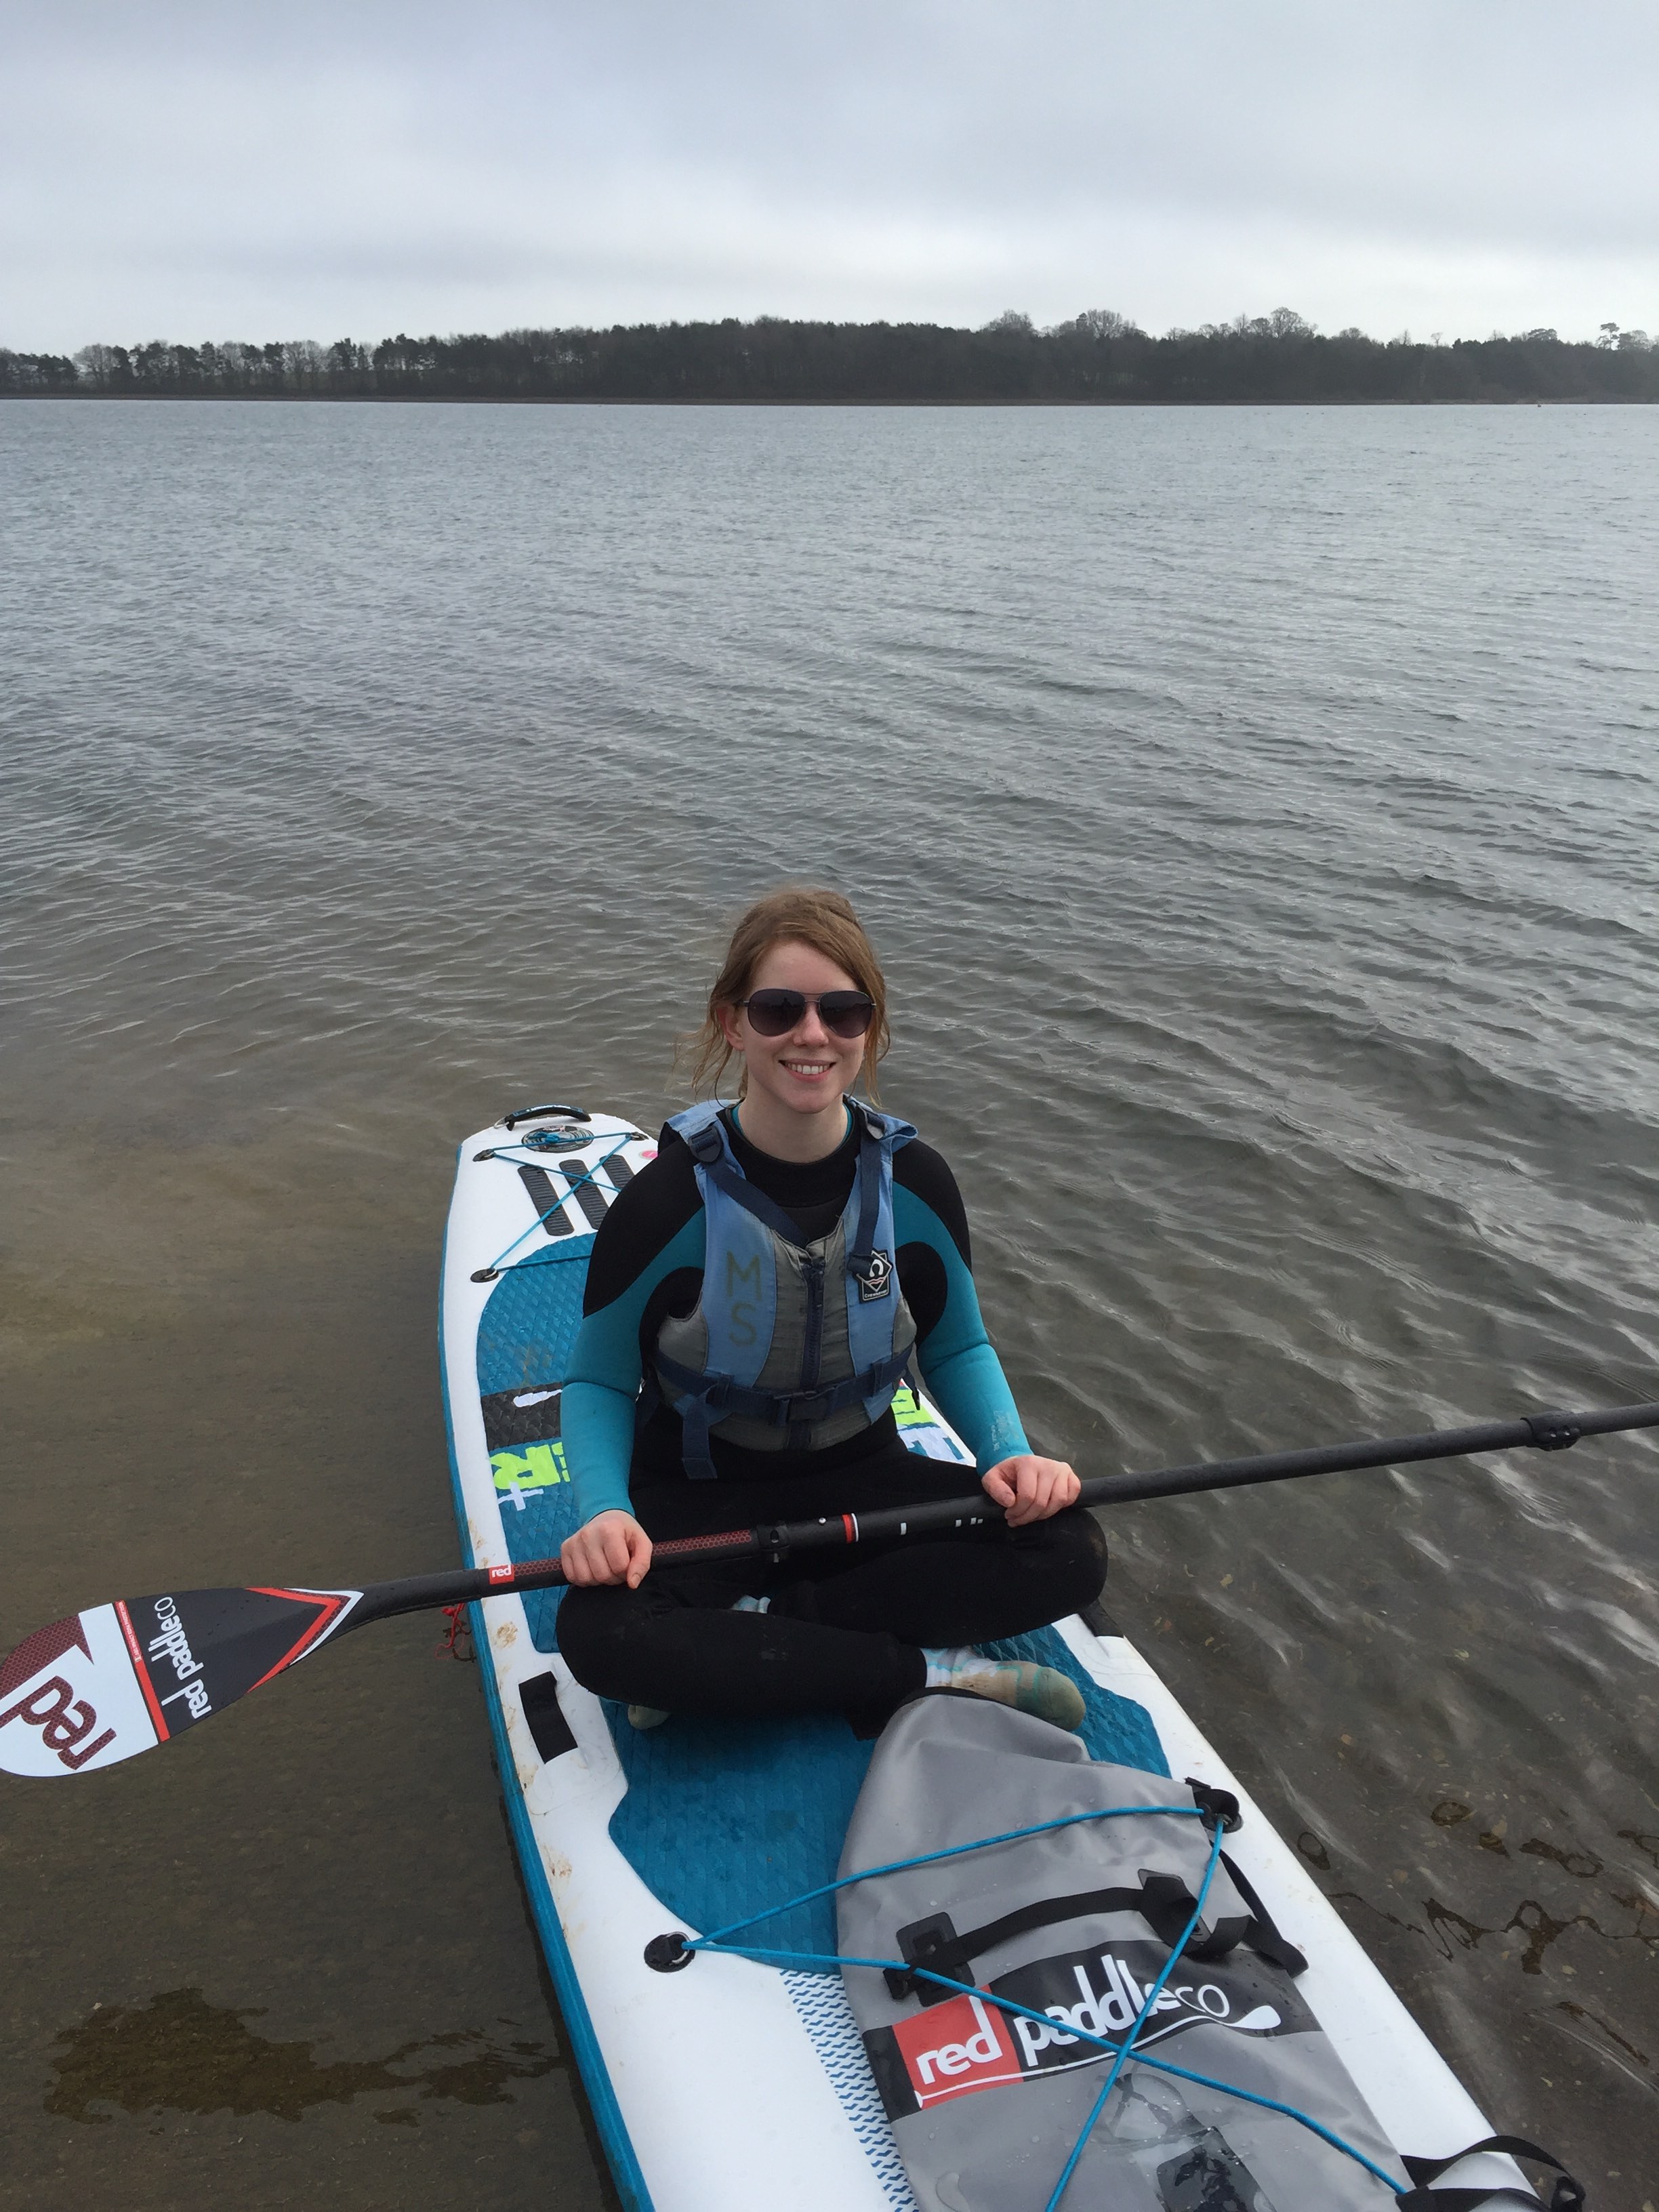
[0, 1586, 361, 1778]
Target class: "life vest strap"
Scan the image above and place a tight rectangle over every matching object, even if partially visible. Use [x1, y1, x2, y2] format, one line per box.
[688, 1138, 808, 1246]
[655, 1345, 914, 1480]
[689, 1105, 893, 1274]
[846, 1109, 887, 1288]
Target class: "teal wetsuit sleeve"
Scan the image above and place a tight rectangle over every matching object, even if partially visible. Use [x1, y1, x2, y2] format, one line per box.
[563, 1214, 706, 1527]
[922, 1341, 1030, 1472]
[893, 1185, 1031, 1471]
[561, 1382, 637, 1523]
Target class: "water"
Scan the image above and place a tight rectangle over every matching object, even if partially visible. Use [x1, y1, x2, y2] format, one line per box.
[2, 398, 1656, 2209]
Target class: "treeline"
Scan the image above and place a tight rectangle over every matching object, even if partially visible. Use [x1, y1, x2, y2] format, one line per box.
[3, 309, 1657, 404]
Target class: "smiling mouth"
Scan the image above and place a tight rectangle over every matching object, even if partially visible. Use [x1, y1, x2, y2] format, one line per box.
[781, 1059, 835, 1077]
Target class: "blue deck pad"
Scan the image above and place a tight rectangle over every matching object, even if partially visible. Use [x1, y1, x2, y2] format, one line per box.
[602, 1626, 1169, 1967]
[476, 1241, 596, 1649]
[606, 1707, 876, 1961]
[473, 1231, 1168, 1963]
[476, 1236, 596, 1393]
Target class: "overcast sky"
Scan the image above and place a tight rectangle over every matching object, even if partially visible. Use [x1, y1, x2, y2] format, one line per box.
[3, 1, 1656, 353]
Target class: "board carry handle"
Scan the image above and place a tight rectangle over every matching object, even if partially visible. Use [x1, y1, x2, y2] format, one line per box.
[502, 1101, 591, 1130]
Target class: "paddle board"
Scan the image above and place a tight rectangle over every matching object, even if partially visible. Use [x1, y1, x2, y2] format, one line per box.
[438, 1103, 1534, 2211]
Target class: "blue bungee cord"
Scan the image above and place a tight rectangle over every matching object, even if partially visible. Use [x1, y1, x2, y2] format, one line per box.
[685, 1801, 1208, 1951]
[474, 1136, 633, 1277]
[1043, 1815, 1224, 2211]
[693, 1932, 1399, 2196]
[679, 1800, 1403, 2204]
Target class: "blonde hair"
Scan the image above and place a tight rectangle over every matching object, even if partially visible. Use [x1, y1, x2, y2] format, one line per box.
[684, 887, 890, 1102]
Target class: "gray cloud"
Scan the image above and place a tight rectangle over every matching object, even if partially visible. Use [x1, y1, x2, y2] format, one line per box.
[3, 0, 1656, 352]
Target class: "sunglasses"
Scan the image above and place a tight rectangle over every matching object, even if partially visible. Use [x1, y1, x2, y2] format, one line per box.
[736, 989, 876, 1039]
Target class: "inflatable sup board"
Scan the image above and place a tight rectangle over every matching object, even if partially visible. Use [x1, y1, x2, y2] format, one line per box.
[439, 1103, 1536, 2211]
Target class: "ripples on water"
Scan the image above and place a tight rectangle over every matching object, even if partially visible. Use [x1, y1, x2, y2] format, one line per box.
[2, 401, 1656, 2207]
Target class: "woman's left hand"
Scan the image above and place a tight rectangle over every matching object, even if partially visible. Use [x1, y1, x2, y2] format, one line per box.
[981, 1455, 1082, 1527]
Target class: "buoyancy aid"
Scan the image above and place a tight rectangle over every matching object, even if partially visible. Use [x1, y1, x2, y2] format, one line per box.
[653, 1099, 920, 1479]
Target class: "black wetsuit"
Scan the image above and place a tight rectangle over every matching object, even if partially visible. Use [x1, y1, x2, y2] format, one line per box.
[554, 1113, 1105, 1719]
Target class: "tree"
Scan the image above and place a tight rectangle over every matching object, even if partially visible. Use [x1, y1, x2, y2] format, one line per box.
[9, 314, 1658, 409]
[74, 344, 117, 388]
[1072, 308, 1141, 340]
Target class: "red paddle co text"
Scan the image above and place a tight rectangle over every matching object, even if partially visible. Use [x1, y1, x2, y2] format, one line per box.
[1, 1596, 213, 1774]
[890, 1995, 1025, 2104]
[1, 1675, 113, 1769]
[133, 1595, 213, 1722]
[0, 1618, 117, 1771]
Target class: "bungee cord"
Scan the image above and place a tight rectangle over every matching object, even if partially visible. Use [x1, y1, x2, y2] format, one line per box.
[686, 1801, 1210, 1951]
[674, 1797, 1403, 2205]
[1041, 1814, 1225, 2211]
[471, 1136, 634, 1277]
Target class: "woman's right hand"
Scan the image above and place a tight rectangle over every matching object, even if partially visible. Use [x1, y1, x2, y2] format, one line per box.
[560, 1511, 653, 1589]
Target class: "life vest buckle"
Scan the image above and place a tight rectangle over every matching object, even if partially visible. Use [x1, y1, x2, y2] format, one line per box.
[777, 1385, 842, 1425]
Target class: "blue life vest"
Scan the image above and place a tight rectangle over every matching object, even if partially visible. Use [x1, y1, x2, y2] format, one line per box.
[653, 1099, 919, 1479]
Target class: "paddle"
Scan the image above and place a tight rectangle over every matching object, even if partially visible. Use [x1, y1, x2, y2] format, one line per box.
[5, 1397, 1656, 1780]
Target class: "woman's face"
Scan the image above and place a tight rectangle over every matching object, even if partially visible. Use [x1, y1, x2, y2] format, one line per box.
[718, 939, 868, 1121]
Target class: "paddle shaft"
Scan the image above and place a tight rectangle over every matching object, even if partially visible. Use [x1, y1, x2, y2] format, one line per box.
[351, 1397, 1659, 1626]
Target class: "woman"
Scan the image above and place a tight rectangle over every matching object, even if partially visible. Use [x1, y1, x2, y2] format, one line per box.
[556, 886, 1105, 1731]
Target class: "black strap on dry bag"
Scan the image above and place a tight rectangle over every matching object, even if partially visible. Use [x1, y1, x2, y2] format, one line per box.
[885, 1858, 1307, 2004]
[1396, 2135, 1584, 2212]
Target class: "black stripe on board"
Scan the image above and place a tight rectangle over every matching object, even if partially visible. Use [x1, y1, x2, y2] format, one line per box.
[561, 1160, 610, 1229]
[480, 1387, 562, 1452]
[517, 1162, 575, 1237]
[605, 1149, 635, 1190]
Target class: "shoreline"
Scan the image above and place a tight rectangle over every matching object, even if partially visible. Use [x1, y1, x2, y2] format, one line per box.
[1, 390, 1647, 407]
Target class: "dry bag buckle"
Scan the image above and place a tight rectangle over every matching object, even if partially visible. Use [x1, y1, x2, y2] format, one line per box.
[886, 1912, 967, 2005]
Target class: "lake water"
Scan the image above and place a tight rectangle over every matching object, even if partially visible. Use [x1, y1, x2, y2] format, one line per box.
[2, 398, 1657, 2210]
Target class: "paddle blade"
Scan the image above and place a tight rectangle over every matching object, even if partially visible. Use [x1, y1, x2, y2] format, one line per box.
[0, 1586, 361, 1778]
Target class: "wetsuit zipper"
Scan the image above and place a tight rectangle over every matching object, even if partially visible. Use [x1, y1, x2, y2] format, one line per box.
[790, 1253, 826, 1451]
[800, 1255, 825, 1391]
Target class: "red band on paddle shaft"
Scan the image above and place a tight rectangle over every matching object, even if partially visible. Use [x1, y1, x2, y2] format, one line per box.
[842, 1513, 859, 1544]
[658, 1529, 753, 1555]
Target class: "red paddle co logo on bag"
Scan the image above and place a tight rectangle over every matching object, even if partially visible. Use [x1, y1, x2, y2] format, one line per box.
[886, 1993, 1026, 2104]
[865, 1940, 1314, 2121]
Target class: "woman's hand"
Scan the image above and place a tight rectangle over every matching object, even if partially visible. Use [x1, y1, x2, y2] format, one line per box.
[560, 1511, 653, 1589]
[981, 1455, 1082, 1527]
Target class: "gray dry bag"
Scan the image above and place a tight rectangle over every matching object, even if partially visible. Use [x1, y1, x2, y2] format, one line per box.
[837, 1694, 1409, 2212]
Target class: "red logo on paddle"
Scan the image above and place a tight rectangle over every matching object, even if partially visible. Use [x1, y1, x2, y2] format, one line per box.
[0, 1618, 116, 1771]
[890, 1992, 1023, 2106]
